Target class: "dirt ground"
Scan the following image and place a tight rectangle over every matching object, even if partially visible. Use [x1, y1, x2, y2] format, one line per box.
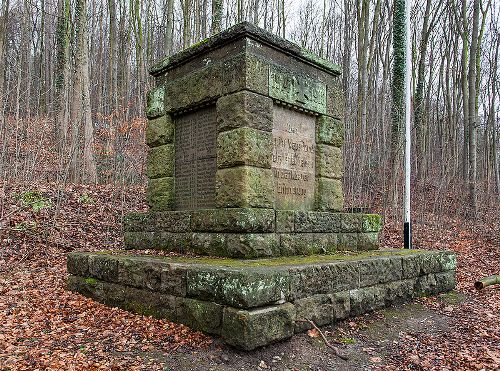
[1, 183, 498, 370]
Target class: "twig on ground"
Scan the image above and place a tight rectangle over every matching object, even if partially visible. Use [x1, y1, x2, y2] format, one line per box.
[296, 318, 349, 360]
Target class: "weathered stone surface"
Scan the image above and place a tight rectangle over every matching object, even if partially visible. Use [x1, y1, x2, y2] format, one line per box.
[433, 271, 456, 294]
[315, 178, 343, 211]
[222, 303, 295, 350]
[414, 273, 437, 296]
[326, 80, 344, 119]
[161, 265, 188, 297]
[316, 144, 343, 179]
[436, 251, 457, 272]
[186, 267, 289, 308]
[68, 275, 179, 319]
[316, 115, 343, 147]
[349, 285, 386, 315]
[191, 208, 275, 232]
[289, 262, 358, 300]
[340, 213, 363, 232]
[215, 167, 274, 208]
[191, 233, 280, 258]
[116, 256, 163, 290]
[401, 252, 455, 279]
[216, 90, 273, 132]
[147, 144, 174, 179]
[294, 291, 351, 332]
[275, 210, 294, 233]
[147, 177, 174, 211]
[269, 65, 326, 113]
[146, 114, 174, 147]
[123, 211, 191, 233]
[294, 211, 341, 233]
[279, 233, 337, 256]
[294, 294, 335, 332]
[217, 128, 272, 168]
[67, 252, 89, 277]
[384, 279, 415, 306]
[359, 257, 402, 287]
[164, 54, 246, 112]
[177, 297, 223, 334]
[245, 55, 270, 95]
[123, 231, 191, 251]
[336, 233, 359, 251]
[88, 254, 119, 283]
[146, 86, 165, 119]
[357, 232, 380, 250]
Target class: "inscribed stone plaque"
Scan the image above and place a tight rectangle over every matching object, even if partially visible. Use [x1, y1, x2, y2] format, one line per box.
[175, 107, 217, 209]
[272, 106, 316, 210]
[269, 66, 327, 114]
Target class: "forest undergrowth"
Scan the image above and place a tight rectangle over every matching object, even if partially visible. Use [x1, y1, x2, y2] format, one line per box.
[0, 180, 498, 369]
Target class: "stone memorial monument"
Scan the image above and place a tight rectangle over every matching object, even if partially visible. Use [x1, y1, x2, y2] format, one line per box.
[67, 23, 457, 350]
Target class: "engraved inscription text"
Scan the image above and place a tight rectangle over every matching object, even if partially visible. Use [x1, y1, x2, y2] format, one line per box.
[272, 106, 316, 210]
[175, 107, 217, 209]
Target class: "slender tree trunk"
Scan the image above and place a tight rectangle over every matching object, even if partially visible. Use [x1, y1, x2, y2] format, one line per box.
[211, 0, 222, 34]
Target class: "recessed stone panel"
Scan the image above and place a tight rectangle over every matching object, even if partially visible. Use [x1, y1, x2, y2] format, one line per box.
[175, 107, 217, 209]
[272, 106, 316, 210]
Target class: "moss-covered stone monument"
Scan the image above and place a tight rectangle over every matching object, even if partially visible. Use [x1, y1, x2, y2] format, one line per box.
[67, 22, 456, 350]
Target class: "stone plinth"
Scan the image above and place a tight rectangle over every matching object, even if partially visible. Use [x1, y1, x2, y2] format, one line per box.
[67, 250, 457, 350]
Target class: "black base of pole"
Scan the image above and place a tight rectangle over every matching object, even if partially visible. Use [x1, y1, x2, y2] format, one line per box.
[404, 222, 411, 249]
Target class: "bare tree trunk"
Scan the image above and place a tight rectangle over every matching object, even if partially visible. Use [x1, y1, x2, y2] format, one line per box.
[211, 0, 222, 35]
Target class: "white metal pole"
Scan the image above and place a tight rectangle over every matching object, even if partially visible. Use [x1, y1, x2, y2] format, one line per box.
[404, 0, 412, 249]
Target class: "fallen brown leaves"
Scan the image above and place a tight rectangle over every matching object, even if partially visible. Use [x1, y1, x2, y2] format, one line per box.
[382, 211, 500, 370]
[0, 182, 211, 369]
[0, 181, 498, 369]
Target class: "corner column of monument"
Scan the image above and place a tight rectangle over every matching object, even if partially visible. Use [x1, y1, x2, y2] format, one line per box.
[215, 91, 275, 209]
[145, 86, 175, 211]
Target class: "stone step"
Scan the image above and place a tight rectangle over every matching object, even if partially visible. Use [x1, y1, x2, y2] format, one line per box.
[67, 249, 456, 350]
[123, 209, 382, 258]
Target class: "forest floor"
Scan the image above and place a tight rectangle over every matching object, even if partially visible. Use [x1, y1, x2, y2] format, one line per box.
[0, 181, 498, 370]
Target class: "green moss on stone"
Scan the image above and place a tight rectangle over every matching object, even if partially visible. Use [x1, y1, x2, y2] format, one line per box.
[85, 277, 98, 286]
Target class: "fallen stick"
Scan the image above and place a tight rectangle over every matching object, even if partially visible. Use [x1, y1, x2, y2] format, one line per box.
[296, 319, 349, 360]
[474, 275, 500, 290]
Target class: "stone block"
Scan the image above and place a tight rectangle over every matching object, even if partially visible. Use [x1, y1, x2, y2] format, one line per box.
[316, 115, 343, 147]
[245, 55, 270, 95]
[294, 211, 341, 233]
[215, 167, 274, 208]
[191, 208, 275, 232]
[331, 291, 351, 320]
[279, 233, 337, 256]
[275, 210, 295, 233]
[340, 213, 362, 232]
[357, 232, 380, 250]
[216, 90, 273, 132]
[222, 303, 295, 350]
[191, 233, 280, 258]
[123, 211, 192, 234]
[330, 262, 360, 292]
[315, 178, 343, 211]
[359, 257, 402, 287]
[414, 273, 438, 296]
[316, 144, 343, 179]
[294, 294, 335, 332]
[186, 267, 289, 308]
[116, 256, 162, 290]
[349, 285, 386, 316]
[384, 279, 415, 306]
[165, 54, 247, 112]
[67, 252, 89, 277]
[146, 114, 174, 147]
[88, 254, 119, 283]
[161, 265, 188, 297]
[217, 127, 272, 168]
[146, 86, 165, 119]
[433, 271, 456, 294]
[147, 144, 174, 179]
[146, 177, 174, 211]
[436, 251, 457, 271]
[177, 298, 223, 335]
[326, 80, 344, 119]
[123, 231, 191, 252]
[337, 233, 359, 251]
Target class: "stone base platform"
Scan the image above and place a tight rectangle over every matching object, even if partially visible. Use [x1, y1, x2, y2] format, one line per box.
[67, 249, 456, 350]
[124, 209, 382, 258]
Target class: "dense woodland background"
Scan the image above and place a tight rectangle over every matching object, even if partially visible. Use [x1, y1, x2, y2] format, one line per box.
[0, 0, 498, 220]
